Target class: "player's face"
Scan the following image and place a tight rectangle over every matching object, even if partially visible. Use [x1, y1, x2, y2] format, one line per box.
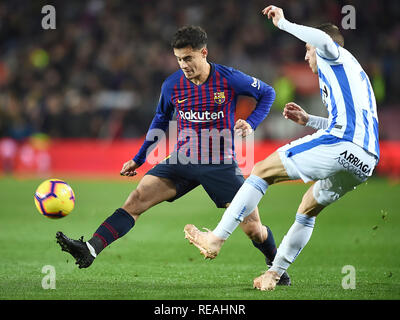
[173, 46, 208, 80]
[305, 44, 318, 74]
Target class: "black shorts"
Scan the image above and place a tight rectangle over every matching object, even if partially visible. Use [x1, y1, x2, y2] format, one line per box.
[145, 153, 245, 208]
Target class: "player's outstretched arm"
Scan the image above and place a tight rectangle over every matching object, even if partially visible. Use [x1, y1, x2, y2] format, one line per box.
[283, 102, 328, 130]
[262, 5, 339, 60]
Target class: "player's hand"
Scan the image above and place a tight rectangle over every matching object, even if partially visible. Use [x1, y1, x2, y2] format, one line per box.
[234, 119, 253, 137]
[262, 5, 285, 27]
[282, 102, 309, 126]
[120, 160, 139, 177]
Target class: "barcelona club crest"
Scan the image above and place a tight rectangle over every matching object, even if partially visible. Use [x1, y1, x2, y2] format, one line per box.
[214, 91, 225, 104]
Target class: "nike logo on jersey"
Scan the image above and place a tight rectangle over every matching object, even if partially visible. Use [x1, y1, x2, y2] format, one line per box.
[177, 98, 188, 103]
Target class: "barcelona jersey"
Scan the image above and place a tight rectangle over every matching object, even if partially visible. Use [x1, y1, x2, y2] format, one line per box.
[133, 63, 275, 165]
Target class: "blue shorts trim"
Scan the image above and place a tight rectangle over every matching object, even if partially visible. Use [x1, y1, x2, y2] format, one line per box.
[285, 134, 341, 158]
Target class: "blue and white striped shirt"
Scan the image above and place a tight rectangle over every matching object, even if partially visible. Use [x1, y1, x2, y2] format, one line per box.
[316, 45, 380, 159]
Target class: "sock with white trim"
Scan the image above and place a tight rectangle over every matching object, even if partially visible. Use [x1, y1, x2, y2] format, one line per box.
[213, 175, 268, 240]
[270, 213, 316, 276]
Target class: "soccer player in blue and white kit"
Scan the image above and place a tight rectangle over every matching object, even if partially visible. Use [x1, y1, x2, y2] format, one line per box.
[55, 25, 290, 284]
[184, 6, 380, 291]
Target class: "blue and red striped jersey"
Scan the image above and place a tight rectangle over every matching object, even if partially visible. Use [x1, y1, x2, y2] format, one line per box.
[133, 63, 275, 165]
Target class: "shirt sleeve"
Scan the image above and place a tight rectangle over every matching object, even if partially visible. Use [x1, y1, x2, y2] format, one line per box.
[132, 83, 175, 166]
[277, 18, 340, 61]
[306, 114, 329, 130]
[228, 68, 275, 130]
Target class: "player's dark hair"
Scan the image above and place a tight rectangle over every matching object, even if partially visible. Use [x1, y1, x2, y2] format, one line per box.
[316, 23, 344, 47]
[171, 25, 207, 50]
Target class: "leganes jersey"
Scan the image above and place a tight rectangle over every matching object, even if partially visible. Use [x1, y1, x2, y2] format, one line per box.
[316, 44, 380, 160]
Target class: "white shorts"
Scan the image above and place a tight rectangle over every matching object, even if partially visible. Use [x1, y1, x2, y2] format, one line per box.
[277, 131, 378, 206]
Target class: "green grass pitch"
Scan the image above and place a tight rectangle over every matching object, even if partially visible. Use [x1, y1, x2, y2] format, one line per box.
[0, 176, 399, 300]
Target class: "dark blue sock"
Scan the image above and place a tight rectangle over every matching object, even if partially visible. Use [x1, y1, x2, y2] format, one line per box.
[88, 208, 135, 255]
[252, 225, 277, 265]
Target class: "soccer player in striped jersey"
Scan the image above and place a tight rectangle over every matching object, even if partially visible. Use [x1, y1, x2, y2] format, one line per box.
[56, 25, 290, 284]
[184, 5, 380, 291]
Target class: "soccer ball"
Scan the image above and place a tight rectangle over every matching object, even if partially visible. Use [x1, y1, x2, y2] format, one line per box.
[34, 179, 75, 218]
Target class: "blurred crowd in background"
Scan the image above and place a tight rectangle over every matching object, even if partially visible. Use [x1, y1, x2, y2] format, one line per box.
[0, 0, 399, 143]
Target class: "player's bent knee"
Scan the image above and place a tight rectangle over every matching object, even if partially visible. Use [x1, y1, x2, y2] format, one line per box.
[298, 185, 326, 217]
[251, 161, 274, 184]
[251, 161, 266, 178]
[122, 189, 149, 217]
[250, 163, 278, 186]
[251, 152, 289, 185]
